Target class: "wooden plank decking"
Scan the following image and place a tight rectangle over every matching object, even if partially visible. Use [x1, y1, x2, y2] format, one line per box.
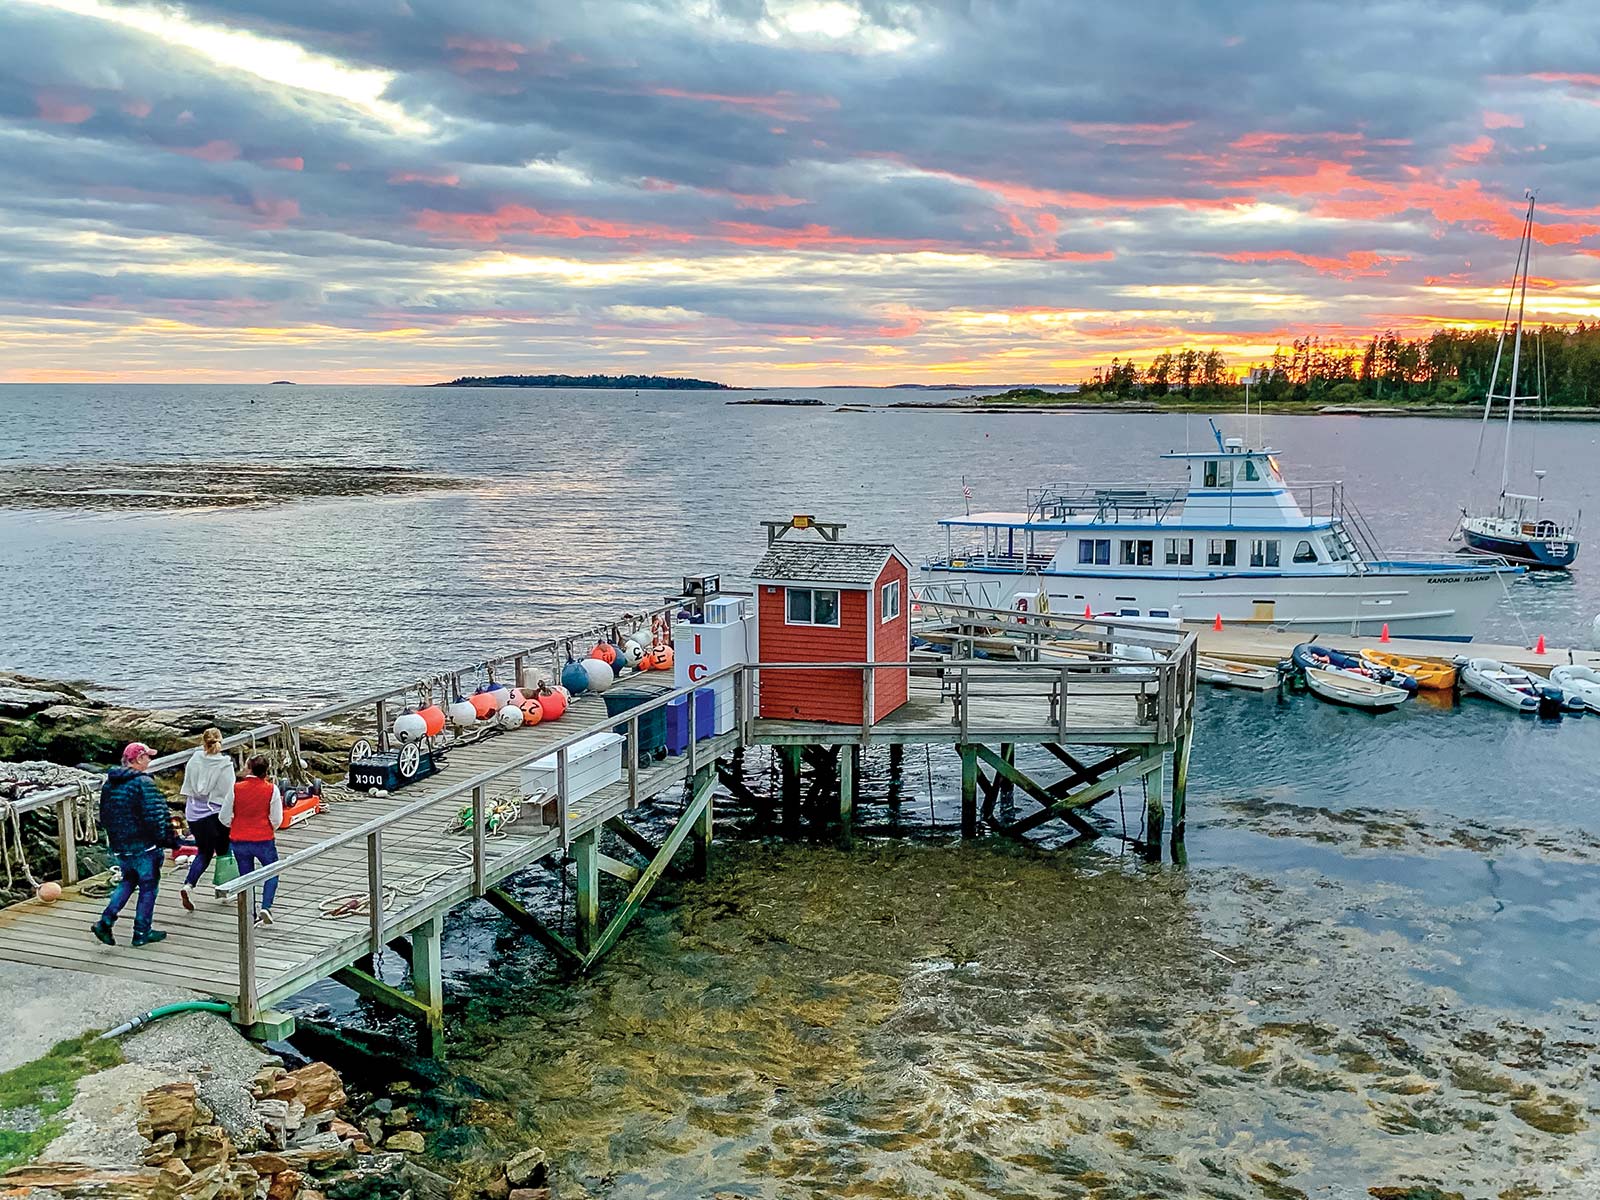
[0, 692, 737, 1013]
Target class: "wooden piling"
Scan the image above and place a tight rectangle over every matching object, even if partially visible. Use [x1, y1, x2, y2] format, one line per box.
[1171, 718, 1193, 848]
[573, 830, 600, 953]
[958, 744, 978, 838]
[838, 745, 855, 845]
[1142, 749, 1167, 860]
[691, 765, 714, 877]
[411, 915, 445, 1058]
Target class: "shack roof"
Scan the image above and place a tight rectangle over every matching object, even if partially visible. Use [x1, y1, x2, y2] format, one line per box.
[750, 540, 909, 588]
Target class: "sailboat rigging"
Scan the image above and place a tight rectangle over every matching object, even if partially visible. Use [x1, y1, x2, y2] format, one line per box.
[1455, 191, 1581, 569]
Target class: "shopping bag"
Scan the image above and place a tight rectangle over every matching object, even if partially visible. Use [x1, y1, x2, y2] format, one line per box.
[212, 852, 240, 888]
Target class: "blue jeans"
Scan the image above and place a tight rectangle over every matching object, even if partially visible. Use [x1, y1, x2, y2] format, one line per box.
[231, 840, 279, 910]
[102, 848, 163, 936]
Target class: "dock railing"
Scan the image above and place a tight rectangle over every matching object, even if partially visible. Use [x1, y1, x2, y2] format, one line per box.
[215, 662, 746, 1023]
[5, 597, 695, 884]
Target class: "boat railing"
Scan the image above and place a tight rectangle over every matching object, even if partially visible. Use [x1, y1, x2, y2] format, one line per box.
[1283, 480, 1388, 562]
[929, 547, 1055, 571]
[1025, 483, 1186, 524]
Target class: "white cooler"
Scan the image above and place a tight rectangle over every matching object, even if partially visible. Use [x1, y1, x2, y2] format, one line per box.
[520, 731, 624, 804]
[675, 598, 755, 735]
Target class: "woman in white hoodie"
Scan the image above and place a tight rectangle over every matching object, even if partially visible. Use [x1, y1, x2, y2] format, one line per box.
[178, 727, 235, 911]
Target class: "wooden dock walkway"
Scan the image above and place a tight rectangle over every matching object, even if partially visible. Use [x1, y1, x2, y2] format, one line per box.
[0, 594, 1197, 1053]
[1190, 622, 1600, 673]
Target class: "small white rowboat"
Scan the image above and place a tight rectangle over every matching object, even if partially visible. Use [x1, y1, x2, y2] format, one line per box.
[1550, 664, 1600, 713]
[1196, 655, 1278, 691]
[1303, 666, 1410, 710]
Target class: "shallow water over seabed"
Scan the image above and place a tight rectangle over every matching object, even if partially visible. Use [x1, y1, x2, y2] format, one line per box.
[3, 386, 1600, 1196]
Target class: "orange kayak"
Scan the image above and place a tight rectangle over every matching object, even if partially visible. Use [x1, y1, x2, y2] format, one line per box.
[1360, 650, 1457, 690]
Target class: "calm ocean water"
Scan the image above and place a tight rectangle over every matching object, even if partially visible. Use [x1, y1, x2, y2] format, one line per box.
[4, 385, 1599, 1195]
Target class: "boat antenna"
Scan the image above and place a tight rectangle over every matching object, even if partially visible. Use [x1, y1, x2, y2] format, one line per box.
[1208, 418, 1224, 452]
[1500, 191, 1536, 499]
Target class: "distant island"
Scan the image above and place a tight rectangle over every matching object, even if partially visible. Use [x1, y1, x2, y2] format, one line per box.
[434, 373, 731, 390]
[727, 397, 824, 407]
[269, 380, 295, 385]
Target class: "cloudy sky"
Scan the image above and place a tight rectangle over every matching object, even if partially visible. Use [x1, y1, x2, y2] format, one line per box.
[4, 0, 1600, 385]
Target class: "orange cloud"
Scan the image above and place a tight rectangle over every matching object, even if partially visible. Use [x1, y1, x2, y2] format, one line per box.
[1483, 110, 1522, 129]
[265, 156, 304, 171]
[390, 171, 461, 187]
[445, 36, 528, 72]
[1218, 249, 1409, 277]
[1066, 120, 1193, 145]
[1450, 136, 1494, 164]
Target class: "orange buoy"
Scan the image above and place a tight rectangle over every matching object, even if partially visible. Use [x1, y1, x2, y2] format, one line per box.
[1213, 613, 1223, 631]
[638, 652, 657, 671]
[1535, 634, 1547, 655]
[1380, 623, 1390, 643]
[417, 705, 446, 737]
[519, 699, 544, 725]
[470, 692, 497, 719]
[590, 641, 617, 665]
[537, 686, 568, 721]
[655, 645, 674, 670]
[37, 881, 62, 902]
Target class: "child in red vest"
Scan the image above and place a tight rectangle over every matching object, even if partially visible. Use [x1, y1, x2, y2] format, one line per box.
[222, 754, 283, 926]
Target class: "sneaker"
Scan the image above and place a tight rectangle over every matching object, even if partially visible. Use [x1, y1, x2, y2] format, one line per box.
[254, 909, 275, 927]
[179, 887, 195, 913]
[130, 929, 168, 947]
[90, 919, 115, 946]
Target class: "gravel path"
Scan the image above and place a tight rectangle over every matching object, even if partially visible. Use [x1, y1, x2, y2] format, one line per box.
[0, 961, 200, 1072]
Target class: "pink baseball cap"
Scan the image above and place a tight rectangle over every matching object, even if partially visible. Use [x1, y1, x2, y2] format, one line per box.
[121, 742, 156, 765]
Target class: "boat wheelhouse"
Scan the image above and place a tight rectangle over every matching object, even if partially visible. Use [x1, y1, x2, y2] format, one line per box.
[922, 436, 1520, 641]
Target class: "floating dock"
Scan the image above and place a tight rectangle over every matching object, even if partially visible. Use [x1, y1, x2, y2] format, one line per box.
[0, 587, 1197, 1056]
[1189, 623, 1600, 674]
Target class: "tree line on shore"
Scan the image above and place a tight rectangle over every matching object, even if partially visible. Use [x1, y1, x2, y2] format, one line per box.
[1079, 323, 1600, 407]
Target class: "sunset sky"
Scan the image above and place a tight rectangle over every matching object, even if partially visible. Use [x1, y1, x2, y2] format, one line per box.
[5, 0, 1600, 385]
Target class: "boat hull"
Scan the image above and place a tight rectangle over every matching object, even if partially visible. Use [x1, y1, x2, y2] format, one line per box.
[1301, 666, 1408, 710]
[1460, 527, 1578, 569]
[920, 563, 1510, 641]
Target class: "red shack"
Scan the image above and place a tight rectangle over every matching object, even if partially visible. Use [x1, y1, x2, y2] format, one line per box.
[751, 520, 912, 725]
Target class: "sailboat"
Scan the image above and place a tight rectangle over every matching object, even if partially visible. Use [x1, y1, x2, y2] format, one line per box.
[1455, 191, 1581, 569]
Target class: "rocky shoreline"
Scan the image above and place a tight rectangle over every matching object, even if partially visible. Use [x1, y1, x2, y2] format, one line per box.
[0, 672, 355, 905]
[0, 465, 465, 513]
[0, 1013, 489, 1200]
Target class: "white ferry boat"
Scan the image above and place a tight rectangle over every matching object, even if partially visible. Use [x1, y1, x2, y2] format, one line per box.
[921, 434, 1521, 641]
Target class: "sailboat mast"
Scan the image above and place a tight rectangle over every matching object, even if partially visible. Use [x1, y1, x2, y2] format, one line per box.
[1500, 193, 1536, 497]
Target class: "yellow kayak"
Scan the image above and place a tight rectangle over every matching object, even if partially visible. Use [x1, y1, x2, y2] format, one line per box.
[1360, 650, 1457, 690]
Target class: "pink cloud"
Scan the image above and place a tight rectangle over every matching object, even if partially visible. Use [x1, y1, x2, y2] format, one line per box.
[1066, 120, 1193, 145]
[265, 156, 304, 171]
[1483, 110, 1522, 129]
[36, 92, 93, 124]
[390, 170, 460, 187]
[121, 98, 152, 119]
[649, 87, 837, 123]
[173, 140, 240, 162]
[1450, 135, 1494, 164]
[445, 36, 528, 72]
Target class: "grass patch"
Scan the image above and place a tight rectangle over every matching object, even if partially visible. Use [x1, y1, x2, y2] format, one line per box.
[0, 1033, 123, 1171]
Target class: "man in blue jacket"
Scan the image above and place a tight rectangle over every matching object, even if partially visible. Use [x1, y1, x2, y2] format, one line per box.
[90, 742, 178, 947]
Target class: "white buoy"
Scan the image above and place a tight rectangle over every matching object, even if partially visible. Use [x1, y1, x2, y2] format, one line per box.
[485, 685, 509, 712]
[448, 699, 477, 728]
[583, 659, 615, 693]
[496, 705, 525, 730]
[391, 711, 428, 743]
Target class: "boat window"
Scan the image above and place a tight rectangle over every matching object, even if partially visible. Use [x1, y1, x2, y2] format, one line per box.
[1119, 539, 1154, 566]
[1207, 538, 1237, 567]
[1164, 537, 1193, 565]
[1249, 539, 1281, 568]
[1323, 535, 1352, 562]
[786, 587, 840, 627]
[880, 580, 901, 622]
[1293, 539, 1317, 563]
[1078, 538, 1110, 565]
[1202, 460, 1233, 488]
[1242, 459, 1261, 482]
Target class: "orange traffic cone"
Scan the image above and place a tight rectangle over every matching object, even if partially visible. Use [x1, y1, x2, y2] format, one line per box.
[1535, 634, 1547, 655]
[1084, 603, 1093, 619]
[1213, 613, 1224, 632]
[1380, 623, 1390, 643]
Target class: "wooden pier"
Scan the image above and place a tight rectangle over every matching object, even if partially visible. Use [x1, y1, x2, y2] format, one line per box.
[0, 594, 1197, 1055]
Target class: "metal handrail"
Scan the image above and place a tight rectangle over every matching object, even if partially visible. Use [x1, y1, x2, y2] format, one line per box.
[215, 660, 746, 897]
